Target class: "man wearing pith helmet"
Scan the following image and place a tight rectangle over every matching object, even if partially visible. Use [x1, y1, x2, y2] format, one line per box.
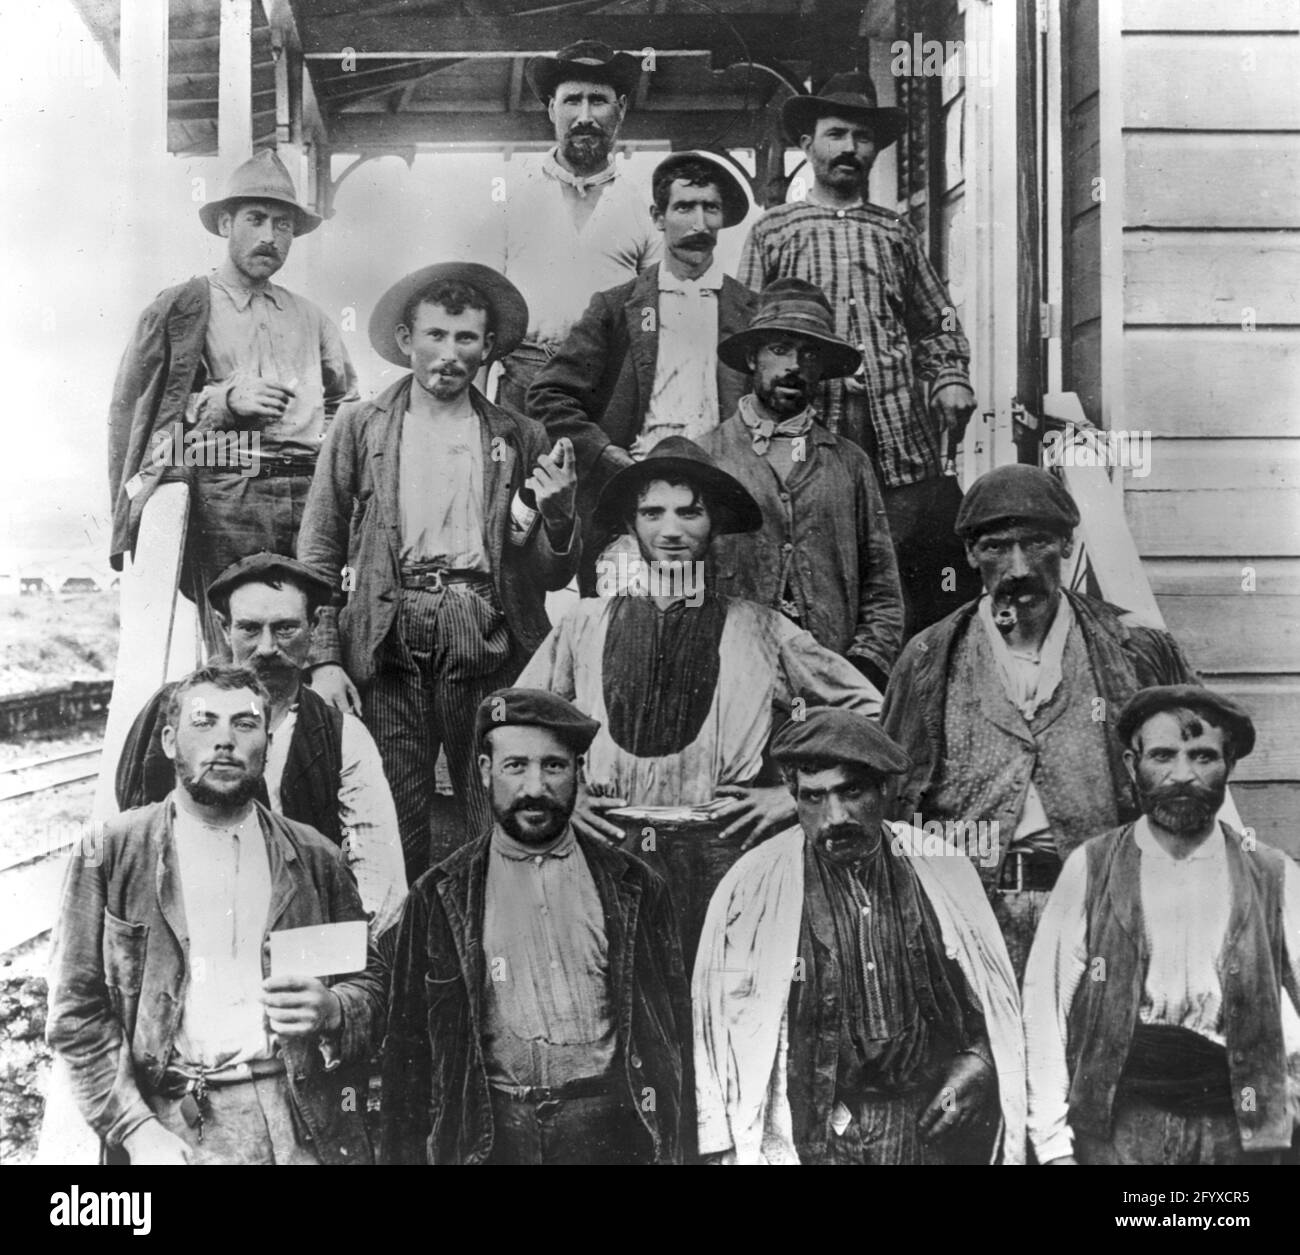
[693, 706, 1026, 1164]
[297, 263, 579, 882]
[881, 464, 1202, 979]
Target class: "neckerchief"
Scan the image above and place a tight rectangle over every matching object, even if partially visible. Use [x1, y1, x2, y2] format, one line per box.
[543, 149, 616, 198]
[738, 393, 816, 456]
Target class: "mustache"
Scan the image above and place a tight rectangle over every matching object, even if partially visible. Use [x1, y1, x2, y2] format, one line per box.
[832, 157, 862, 171]
[680, 232, 715, 250]
[774, 374, 806, 390]
[993, 575, 1047, 599]
[510, 798, 561, 815]
[567, 122, 607, 137]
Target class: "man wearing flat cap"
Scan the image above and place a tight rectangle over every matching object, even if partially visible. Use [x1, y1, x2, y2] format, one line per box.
[1024, 687, 1300, 1165]
[108, 149, 358, 655]
[528, 150, 756, 589]
[114, 552, 406, 940]
[380, 688, 690, 1165]
[739, 73, 980, 635]
[693, 707, 1026, 1164]
[485, 40, 661, 414]
[699, 277, 904, 692]
[298, 264, 579, 883]
[882, 465, 1202, 979]
[518, 435, 881, 962]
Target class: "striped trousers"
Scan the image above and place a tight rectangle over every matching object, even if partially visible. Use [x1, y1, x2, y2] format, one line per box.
[364, 583, 521, 883]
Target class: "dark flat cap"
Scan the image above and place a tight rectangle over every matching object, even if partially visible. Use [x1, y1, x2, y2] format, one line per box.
[475, 687, 601, 753]
[955, 464, 1081, 540]
[206, 551, 333, 611]
[770, 708, 912, 777]
[1116, 685, 1256, 760]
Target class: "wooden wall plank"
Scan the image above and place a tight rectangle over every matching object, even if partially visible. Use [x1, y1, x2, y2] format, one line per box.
[1069, 212, 1102, 325]
[1067, 319, 1103, 427]
[1132, 441, 1300, 491]
[1123, 0, 1300, 32]
[1125, 134, 1300, 228]
[1067, 96, 1102, 221]
[1149, 585, 1300, 671]
[1066, 0, 1099, 108]
[1126, 488, 1300, 556]
[1123, 35, 1300, 130]
[1232, 784, 1300, 856]
[1124, 328, 1300, 435]
[1124, 231, 1300, 325]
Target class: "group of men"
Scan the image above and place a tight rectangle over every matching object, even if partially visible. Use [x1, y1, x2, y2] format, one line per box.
[48, 40, 1296, 1168]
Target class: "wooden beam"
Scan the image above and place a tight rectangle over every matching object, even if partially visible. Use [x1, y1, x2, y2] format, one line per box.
[219, 0, 253, 167]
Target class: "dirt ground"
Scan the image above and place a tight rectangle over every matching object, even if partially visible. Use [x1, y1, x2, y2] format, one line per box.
[0, 592, 118, 695]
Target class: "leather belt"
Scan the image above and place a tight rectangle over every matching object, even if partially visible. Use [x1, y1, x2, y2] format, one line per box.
[998, 849, 1062, 893]
[194, 455, 316, 479]
[489, 1075, 612, 1104]
[400, 566, 493, 593]
[158, 1057, 286, 1096]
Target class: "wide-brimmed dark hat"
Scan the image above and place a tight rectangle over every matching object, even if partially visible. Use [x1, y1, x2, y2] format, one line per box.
[476, 687, 601, 754]
[781, 72, 904, 149]
[771, 707, 913, 777]
[653, 150, 751, 228]
[199, 149, 321, 236]
[955, 465, 1081, 540]
[369, 262, 529, 367]
[206, 551, 334, 612]
[1116, 686, 1256, 761]
[718, 277, 861, 377]
[594, 436, 762, 538]
[527, 39, 641, 103]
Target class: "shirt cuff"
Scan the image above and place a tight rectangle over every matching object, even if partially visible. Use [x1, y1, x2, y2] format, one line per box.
[1032, 1126, 1076, 1165]
[309, 607, 343, 667]
[927, 369, 972, 407]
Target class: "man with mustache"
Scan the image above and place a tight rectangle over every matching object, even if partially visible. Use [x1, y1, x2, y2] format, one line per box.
[739, 74, 981, 635]
[1023, 687, 1300, 1164]
[380, 688, 689, 1164]
[881, 466, 1201, 978]
[48, 664, 387, 1164]
[693, 708, 1026, 1164]
[488, 40, 660, 413]
[114, 553, 406, 940]
[528, 150, 756, 590]
[107, 151, 357, 654]
[698, 278, 904, 693]
[298, 264, 578, 882]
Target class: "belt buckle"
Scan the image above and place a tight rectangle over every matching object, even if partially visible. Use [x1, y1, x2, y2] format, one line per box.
[425, 568, 445, 593]
[1003, 850, 1024, 893]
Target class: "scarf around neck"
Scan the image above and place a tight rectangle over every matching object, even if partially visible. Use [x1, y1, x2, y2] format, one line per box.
[738, 393, 816, 456]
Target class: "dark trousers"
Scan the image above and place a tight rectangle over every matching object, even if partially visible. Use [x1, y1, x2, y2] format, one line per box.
[881, 477, 983, 640]
[486, 1089, 652, 1165]
[364, 584, 520, 883]
[1075, 1095, 1281, 1165]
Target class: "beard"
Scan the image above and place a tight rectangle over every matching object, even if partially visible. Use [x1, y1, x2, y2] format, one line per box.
[562, 125, 612, 174]
[497, 796, 574, 846]
[1137, 778, 1225, 837]
[756, 373, 811, 417]
[176, 758, 262, 810]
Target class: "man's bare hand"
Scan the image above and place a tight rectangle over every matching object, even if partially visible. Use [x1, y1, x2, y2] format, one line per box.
[529, 437, 577, 533]
[931, 383, 977, 447]
[261, 975, 342, 1039]
[123, 1119, 191, 1165]
[227, 377, 296, 422]
[571, 781, 628, 846]
[713, 784, 796, 850]
[308, 663, 361, 715]
[917, 1050, 994, 1140]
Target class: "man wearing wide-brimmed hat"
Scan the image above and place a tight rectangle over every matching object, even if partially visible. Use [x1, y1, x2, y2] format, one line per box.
[297, 263, 579, 882]
[528, 149, 756, 588]
[739, 72, 980, 635]
[107, 149, 357, 655]
[486, 39, 661, 413]
[1024, 687, 1300, 1165]
[517, 434, 880, 962]
[699, 277, 904, 692]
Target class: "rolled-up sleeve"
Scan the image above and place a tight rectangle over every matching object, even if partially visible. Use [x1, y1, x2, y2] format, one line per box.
[338, 715, 407, 939]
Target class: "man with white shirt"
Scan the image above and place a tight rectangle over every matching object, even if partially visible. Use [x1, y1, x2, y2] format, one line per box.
[1023, 686, 1300, 1165]
[48, 664, 386, 1165]
[492, 40, 661, 412]
[114, 553, 407, 940]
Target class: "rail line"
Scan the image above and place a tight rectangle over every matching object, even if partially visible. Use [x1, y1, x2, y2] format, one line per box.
[0, 747, 102, 803]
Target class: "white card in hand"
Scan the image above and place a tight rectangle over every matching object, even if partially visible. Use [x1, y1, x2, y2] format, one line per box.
[269, 921, 367, 979]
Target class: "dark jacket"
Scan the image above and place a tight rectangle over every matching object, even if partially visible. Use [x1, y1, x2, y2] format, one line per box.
[107, 277, 355, 569]
[525, 264, 756, 480]
[700, 411, 904, 678]
[115, 681, 344, 845]
[297, 379, 579, 688]
[46, 800, 386, 1163]
[1067, 823, 1298, 1152]
[881, 591, 1200, 852]
[379, 829, 692, 1165]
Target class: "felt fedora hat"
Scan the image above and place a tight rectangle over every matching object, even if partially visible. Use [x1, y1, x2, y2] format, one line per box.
[653, 149, 752, 228]
[199, 149, 322, 236]
[368, 262, 530, 367]
[593, 436, 762, 538]
[527, 39, 641, 103]
[717, 277, 862, 378]
[781, 72, 904, 149]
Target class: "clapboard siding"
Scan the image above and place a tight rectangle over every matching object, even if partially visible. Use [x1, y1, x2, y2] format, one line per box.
[1133, 440, 1300, 491]
[1123, 35, 1300, 130]
[1232, 784, 1300, 858]
[1126, 134, 1300, 228]
[1123, 0, 1300, 33]
[1125, 329, 1300, 435]
[1125, 489, 1300, 557]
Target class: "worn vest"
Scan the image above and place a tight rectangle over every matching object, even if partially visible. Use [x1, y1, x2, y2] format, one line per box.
[928, 616, 1119, 886]
[1066, 824, 1297, 1152]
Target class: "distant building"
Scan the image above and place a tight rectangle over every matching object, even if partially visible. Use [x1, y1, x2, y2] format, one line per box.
[20, 577, 53, 596]
[60, 575, 102, 594]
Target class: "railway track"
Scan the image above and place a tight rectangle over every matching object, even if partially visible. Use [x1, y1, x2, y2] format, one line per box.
[0, 747, 102, 803]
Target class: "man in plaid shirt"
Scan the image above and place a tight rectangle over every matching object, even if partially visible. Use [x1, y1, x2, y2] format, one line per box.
[739, 73, 981, 635]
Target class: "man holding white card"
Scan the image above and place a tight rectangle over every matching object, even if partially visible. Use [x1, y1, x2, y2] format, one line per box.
[48, 664, 385, 1166]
